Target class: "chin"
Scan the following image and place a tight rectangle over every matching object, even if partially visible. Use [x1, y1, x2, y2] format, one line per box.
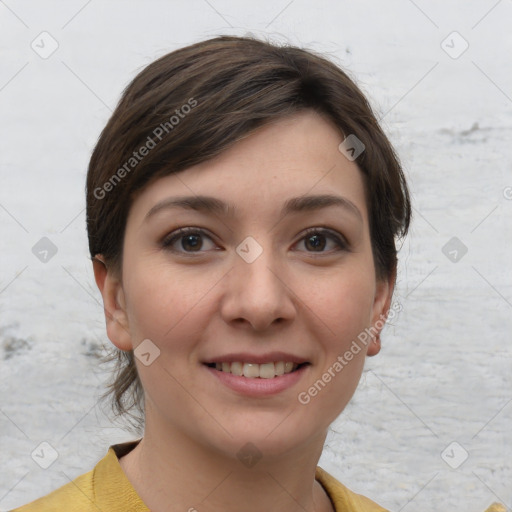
[203, 409, 324, 461]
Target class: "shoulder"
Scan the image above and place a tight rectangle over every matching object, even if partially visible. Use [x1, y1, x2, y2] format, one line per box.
[10, 440, 147, 512]
[315, 466, 389, 512]
[9, 468, 96, 512]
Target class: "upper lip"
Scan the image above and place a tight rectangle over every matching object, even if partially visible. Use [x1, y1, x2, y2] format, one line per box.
[203, 352, 309, 365]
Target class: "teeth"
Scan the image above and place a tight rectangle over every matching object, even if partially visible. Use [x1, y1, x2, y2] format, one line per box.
[259, 362, 276, 379]
[243, 363, 260, 378]
[231, 361, 243, 376]
[211, 361, 300, 378]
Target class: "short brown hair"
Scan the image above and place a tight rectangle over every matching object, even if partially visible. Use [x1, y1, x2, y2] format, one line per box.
[86, 35, 411, 430]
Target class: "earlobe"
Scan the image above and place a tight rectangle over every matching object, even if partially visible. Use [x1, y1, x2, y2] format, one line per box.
[367, 269, 396, 357]
[367, 334, 381, 357]
[92, 256, 133, 351]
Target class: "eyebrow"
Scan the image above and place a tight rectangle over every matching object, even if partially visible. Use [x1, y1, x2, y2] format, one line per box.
[145, 193, 363, 222]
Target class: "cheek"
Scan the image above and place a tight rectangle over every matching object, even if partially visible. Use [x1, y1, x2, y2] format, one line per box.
[123, 261, 218, 348]
[122, 263, 211, 407]
[124, 263, 178, 339]
[310, 266, 376, 343]
[296, 272, 375, 425]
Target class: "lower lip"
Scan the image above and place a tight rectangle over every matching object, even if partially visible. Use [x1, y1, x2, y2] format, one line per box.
[204, 365, 309, 397]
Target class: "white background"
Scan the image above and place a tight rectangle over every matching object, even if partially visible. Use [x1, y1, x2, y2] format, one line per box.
[1, 1, 511, 510]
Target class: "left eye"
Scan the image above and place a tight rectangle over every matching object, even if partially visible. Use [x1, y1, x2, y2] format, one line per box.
[295, 228, 347, 253]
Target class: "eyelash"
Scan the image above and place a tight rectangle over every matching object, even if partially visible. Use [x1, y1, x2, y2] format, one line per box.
[161, 226, 349, 255]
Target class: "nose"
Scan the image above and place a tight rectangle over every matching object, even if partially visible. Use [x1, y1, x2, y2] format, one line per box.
[220, 245, 296, 332]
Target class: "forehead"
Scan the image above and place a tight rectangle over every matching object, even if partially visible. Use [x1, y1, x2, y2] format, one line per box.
[128, 110, 369, 225]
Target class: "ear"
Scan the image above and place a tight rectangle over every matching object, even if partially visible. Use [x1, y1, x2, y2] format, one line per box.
[366, 267, 396, 357]
[92, 255, 133, 351]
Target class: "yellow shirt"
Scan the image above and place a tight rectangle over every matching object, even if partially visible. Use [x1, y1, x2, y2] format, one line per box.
[11, 439, 388, 511]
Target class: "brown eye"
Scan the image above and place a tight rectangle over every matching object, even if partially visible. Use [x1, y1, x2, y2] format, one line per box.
[305, 233, 327, 251]
[180, 233, 203, 251]
[297, 228, 348, 253]
[162, 227, 217, 254]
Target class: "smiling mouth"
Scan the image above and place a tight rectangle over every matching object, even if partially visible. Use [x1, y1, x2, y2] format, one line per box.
[205, 361, 310, 379]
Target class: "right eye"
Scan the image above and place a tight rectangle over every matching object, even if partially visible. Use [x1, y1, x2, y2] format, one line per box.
[161, 227, 218, 254]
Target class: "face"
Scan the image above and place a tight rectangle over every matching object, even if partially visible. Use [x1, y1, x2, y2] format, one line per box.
[97, 110, 393, 462]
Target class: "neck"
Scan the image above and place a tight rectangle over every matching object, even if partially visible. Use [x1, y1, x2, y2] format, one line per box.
[119, 410, 333, 512]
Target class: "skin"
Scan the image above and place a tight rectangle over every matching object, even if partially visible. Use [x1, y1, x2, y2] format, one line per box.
[94, 110, 394, 512]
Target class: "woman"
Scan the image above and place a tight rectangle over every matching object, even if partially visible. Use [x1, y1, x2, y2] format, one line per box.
[13, 34, 411, 511]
